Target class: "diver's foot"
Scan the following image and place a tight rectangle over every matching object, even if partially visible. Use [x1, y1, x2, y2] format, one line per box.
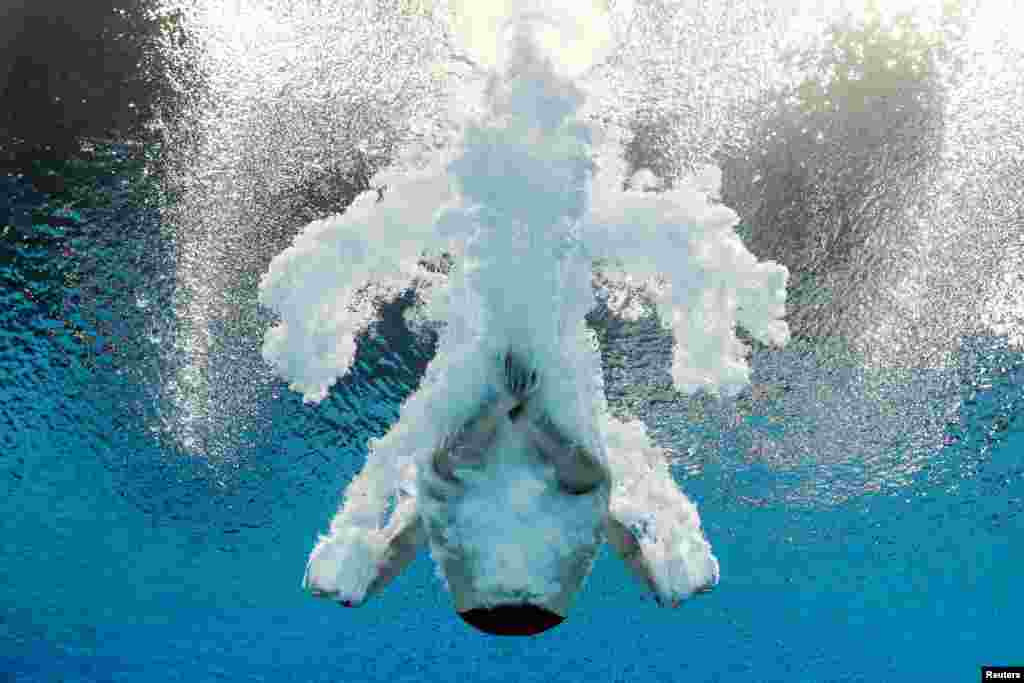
[503, 351, 541, 403]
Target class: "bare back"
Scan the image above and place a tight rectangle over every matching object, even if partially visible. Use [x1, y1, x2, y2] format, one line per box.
[417, 356, 610, 617]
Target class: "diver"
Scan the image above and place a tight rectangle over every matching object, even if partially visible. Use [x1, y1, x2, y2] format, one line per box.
[303, 351, 714, 636]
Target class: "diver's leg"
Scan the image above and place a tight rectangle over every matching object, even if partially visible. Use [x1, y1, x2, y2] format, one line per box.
[521, 413, 608, 494]
[430, 349, 544, 484]
[504, 351, 608, 494]
[432, 379, 521, 483]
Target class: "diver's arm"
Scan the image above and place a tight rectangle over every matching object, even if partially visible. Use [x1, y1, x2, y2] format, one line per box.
[363, 495, 425, 600]
[303, 493, 424, 607]
[605, 513, 717, 607]
[604, 515, 665, 601]
[519, 411, 607, 495]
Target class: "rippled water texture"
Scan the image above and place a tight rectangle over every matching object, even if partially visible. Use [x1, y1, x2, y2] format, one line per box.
[2, 0, 1022, 681]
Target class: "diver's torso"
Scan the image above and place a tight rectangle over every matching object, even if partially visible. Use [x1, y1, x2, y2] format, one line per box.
[418, 417, 608, 616]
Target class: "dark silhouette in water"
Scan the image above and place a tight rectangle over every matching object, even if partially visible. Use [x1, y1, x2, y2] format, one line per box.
[458, 604, 566, 637]
[0, 0, 200, 177]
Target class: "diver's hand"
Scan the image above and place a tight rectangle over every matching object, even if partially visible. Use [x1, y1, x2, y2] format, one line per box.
[653, 595, 681, 609]
[631, 538, 716, 610]
[307, 587, 365, 608]
[304, 560, 366, 607]
[304, 561, 369, 608]
[503, 351, 541, 402]
[651, 571, 716, 608]
[302, 528, 383, 608]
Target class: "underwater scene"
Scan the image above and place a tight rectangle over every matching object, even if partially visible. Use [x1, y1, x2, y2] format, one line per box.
[1, 0, 1022, 681]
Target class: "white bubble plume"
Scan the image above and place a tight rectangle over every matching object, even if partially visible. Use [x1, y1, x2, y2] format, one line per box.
[260, 4, 788, 605]
[445, 0, 631, 79]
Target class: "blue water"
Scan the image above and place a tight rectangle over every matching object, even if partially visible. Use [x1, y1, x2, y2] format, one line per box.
[2, 150, 1022, 682]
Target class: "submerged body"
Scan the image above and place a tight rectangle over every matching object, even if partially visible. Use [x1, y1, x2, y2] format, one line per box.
[304, 351, 713, 635]
[419, 386, 610, 621]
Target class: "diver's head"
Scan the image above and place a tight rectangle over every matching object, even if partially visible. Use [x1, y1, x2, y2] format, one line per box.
[457, 603, 565, 636]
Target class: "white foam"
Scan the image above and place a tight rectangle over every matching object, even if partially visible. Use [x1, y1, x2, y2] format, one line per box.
[261, 11, 787, 604]
[444, 0, 633, 79]
[602, 414, 720, 599]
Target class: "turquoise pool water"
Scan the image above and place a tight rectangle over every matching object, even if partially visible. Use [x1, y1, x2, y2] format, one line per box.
[1, 156, 1021, 681]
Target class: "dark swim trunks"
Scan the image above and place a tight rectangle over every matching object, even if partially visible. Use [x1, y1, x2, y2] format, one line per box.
[458, 604, 565, 636]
